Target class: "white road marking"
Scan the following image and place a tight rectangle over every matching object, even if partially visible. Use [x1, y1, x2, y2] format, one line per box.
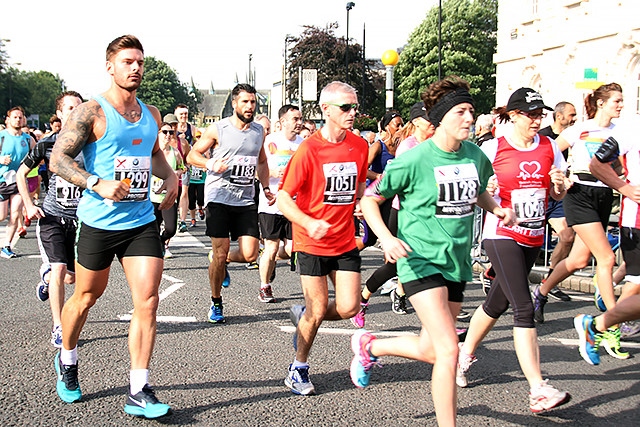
[167, 232, 205, 248]
[118, 314, 198, 323]
[555, 338, 640, 349]
[118, 274, 188, 321]
[280, 325, 416, 337]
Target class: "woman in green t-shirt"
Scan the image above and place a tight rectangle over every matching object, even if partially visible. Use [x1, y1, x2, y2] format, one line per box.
[352, 76, 516, 426]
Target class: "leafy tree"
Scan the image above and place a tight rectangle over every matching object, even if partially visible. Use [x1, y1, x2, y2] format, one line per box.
[23, 71, 65, 124]
[286, 25, 386, 120]
[137, 56, 200, 117]
[395, 0, 498, 117]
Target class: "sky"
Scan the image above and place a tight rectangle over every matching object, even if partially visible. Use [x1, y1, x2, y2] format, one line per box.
[2, 0, 438, 99]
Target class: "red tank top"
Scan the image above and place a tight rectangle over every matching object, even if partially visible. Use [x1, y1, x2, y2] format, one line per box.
[492, 135, 555, 247]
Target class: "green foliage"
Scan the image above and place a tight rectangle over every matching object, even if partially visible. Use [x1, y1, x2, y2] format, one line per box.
[137, 56, 200, 118]
[395, 0, 498, 117]
[286, 25, 385, 120]
[354, 114, 378, 132]
[0, 68, 63, 128]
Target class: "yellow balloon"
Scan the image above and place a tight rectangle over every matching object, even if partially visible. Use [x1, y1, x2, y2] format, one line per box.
[381, 50, 399, 66]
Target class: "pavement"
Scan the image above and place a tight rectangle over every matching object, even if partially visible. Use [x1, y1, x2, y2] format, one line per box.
[1, 220, 639, 426]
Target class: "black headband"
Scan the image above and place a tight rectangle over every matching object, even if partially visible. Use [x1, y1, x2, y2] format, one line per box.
[427, 89, 475, 127]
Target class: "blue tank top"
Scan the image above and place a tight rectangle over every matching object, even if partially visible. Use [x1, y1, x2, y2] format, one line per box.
[369, 140, 394, 174]
[76, 95, 158, 230]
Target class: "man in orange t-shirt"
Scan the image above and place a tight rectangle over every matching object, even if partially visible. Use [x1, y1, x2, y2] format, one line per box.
[278, 81, 368, 396]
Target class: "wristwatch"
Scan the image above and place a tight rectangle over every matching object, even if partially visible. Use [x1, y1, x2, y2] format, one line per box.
[86, 175, 100, 191]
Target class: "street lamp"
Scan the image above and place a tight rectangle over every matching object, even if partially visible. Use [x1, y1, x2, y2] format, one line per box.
[381, 50, 399, 110]
[345, 2, 355, 84]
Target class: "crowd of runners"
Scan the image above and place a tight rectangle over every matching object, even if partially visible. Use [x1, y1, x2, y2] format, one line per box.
[1, 34, 640, 425]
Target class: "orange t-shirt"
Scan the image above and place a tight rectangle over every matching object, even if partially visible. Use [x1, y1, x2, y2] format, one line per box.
[280, 130, 368, 256]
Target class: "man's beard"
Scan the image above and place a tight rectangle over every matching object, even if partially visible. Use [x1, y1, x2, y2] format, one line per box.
[236, 110, 254, 124]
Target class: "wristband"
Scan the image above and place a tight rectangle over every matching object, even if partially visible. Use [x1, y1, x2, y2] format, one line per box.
[263, 186, 271, 192]
[205, 158, 216, 171]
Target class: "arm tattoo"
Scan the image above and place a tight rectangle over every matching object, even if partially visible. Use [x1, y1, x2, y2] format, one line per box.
[50, 102, 99, 187]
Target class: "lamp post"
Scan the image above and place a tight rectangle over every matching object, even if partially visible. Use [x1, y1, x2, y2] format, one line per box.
[381, 50, 399, 110]
[438, 0, 442, 79]
[345, 2, 355, 84]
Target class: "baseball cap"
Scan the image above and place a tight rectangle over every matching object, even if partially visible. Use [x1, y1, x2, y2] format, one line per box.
[506, 88, 552, 112]
[163, 113, 178, 124]
[409, 102, 428, 121]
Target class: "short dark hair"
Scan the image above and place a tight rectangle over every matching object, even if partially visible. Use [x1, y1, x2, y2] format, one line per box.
[49, 115, 61, 125]
[278, 104, 299, 120]
[175, 103, 188, 110]
[55, 91, 84, 112]
[106, 35, 143, 61]
[231, 83, 257, 100]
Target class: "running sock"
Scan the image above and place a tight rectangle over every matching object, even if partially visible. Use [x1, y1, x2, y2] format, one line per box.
[130, 369, 149, 395]
[212, 297, 222, 305]
[261, 283, 270, 289]
[60, 346, 78, 365]
[360, 297, 369, 304]
[292, 359, 309, 369]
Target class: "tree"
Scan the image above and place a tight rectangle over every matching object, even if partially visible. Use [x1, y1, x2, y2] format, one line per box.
[286, 25, 386, 120]
[395, 0, 498, 118]
[137, 56, 200, 117]
[23, 71, 65, 124]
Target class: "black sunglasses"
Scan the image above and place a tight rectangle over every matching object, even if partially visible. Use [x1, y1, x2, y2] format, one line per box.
[160, 130, 175, 135]
[327, 102, 359, 112]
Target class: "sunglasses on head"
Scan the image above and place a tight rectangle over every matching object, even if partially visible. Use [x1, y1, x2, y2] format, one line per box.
[160, 130, 175, 135]
[327, 102, 359, 112]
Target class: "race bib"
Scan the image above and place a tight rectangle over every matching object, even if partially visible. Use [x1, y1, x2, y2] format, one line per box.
[113, 156, 150, 201]
[55, 176, 82, 207]
[511, 187, 546, 229]
[229, 155, 257, 186]
[323, 162, 357, 205]
[190, 166, 205, 181]
[435, 163, 479, 218]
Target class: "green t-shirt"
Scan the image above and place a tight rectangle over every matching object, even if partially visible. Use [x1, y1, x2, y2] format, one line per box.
[375, 139, 493, 283]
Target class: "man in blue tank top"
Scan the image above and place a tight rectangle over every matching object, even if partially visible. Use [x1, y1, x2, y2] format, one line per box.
[49, 35, 178, 419]
[187, 84, 274, 324]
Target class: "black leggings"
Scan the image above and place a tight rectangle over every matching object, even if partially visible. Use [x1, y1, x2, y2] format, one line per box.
[364, 207, 399, 294]
[153, 202, 178, 246]
[482, 239, 540, 328]
[188, 183, 205, 210]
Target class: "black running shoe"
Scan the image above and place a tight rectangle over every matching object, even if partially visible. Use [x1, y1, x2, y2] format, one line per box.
[533, 285, 548, 324]
[124, 384, 171, 419]
[548, 287, 571, 302]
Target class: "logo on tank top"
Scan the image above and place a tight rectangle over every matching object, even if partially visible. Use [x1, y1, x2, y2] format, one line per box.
[517, 161, 543, 180]
[132, 138, 142, 145]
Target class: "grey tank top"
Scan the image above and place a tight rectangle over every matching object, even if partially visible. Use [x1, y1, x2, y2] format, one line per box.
[204, 117, 263, 206]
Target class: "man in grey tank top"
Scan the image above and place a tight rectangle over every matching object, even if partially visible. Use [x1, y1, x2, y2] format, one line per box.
[187, 84, 274, 324]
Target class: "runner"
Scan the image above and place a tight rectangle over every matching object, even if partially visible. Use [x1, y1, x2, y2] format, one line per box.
[532, 84, 629, 359]
[574, 120, 640, 364]
[257, 104, 302, 303]
[49, 35, 178, 418]
[186, 83, 273, 324]
[456, 88, 571, 413]
[352, 76, 516, 426]
[278, 81, 368, 396]
[15, 91, 84, 348]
